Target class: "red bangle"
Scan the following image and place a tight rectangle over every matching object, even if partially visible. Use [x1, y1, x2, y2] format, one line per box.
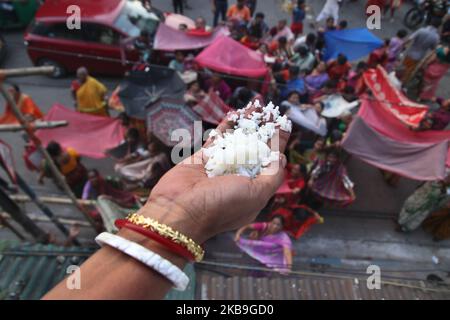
[114, 219, 196, 262]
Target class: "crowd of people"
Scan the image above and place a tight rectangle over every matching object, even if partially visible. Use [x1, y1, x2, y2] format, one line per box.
[155, 0, 450, 272]
[1, 0, 450, 274]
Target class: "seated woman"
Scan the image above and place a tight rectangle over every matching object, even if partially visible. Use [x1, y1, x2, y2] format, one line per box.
[305, 61, 329, 98]
[269, 202, 324, 240]
[204, 73, 232, 102]
[183, 80, 206, 106]
[396, 175, 450, 234]
[240, 25, 262, 50]
[272, 163, 306, 209]
[288, 136, 325, 173]
[82, 169, 137, 208]
[415, 98, 450, 131]
[116, 140, 171, 191]
[168, 51, 186, 73]
[282, 91, 328, 137]
[307, 147, 355, 208]
[234, 215, 293, 274]
[113, 128, 147, 169]
[39, 141, 88, 198]
[344, 61, 368, 97]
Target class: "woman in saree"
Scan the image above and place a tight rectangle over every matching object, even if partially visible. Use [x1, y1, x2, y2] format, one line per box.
[234, 215, 293, 274]
[82, 169, 137, 208]
[39, 141, 88, 198]
[183, 80, 206, 106]
[419, 45, 450, 101]
[307, 147, 356, 208]
[397, 175, 450, 233]
[112, 128, 147, 168]
[305, 61, 329, 99]
[282, 91, 328, 137]
[288, 136, 325, 173]
[116, 140, 171, 191]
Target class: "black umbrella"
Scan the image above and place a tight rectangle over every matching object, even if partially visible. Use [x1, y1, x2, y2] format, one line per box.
[118, 66, 186, 120]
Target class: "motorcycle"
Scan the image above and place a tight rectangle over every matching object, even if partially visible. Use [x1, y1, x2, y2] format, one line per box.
[403, 0, 448, 30]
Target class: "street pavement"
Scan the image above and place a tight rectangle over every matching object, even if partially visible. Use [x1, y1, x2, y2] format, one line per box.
[0, 0, 449, 281]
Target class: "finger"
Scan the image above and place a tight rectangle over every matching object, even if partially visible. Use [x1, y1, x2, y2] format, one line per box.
[268, 127, 291, 155]
[203, 111, 237, 148]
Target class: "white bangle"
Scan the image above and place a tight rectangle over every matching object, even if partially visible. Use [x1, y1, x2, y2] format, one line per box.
[95, 232, 189, 291]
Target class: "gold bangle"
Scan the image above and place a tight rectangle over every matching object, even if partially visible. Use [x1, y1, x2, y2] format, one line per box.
[126, 213, 204, 262]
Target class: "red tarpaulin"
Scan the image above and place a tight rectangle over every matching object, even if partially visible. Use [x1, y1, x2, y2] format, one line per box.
[363, 66, 428, 128]
[342, 116, 448, 181]
[358, 96, 450, 144]
[153, 23, 229, 51]
[35, 104, 126, 159]
[194, 36, 268, 78]
[359, 95, 450, 168]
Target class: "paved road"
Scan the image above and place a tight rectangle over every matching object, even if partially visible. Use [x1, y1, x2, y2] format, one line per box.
[0, 0, 449, 275]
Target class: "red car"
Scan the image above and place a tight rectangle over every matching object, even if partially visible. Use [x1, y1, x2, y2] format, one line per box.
[24, 0, 160, 77]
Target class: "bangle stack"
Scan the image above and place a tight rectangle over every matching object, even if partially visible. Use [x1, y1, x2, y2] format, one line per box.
[96, 213, 205, 291]
[95, 232, 189, 291]
[116, 213, 205, 262]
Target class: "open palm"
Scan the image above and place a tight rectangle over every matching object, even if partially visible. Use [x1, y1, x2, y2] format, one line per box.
[143, 118, 290, 244]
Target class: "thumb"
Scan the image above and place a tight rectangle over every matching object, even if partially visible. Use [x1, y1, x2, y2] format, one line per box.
[252, 153, 287, 200]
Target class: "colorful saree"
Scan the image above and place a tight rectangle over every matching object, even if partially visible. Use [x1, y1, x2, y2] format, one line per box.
[0, 94, 43, 124]
[237, 222, 292, 274]
[419, 48, 450, 101]
[310, 160, 355, 206]
[398, 181, 447, 232]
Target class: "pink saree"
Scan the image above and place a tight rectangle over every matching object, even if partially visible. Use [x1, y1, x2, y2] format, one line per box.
[237, 222, 292, 274]
[420, 61, 450, 101]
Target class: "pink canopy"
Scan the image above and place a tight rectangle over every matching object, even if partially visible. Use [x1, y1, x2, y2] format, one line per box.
[36, 104, 126, 159]
[358, 96, 450, 144]
[194, 36, 268, 78]
[153, 23, 229, 51]
[342, 97, 450, 181]
[342, 116, 448, 181]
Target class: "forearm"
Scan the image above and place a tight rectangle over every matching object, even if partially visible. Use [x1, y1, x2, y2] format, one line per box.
[43, 199, 202, 300]
[43, 228, 187, 300]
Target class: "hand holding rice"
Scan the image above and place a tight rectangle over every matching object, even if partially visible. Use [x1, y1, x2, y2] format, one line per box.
[203, 100, 292, 178]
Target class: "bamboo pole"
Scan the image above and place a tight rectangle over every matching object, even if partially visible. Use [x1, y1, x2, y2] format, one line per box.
[10, 194, 96, 206]
[15, 173, 81, 246]
[2, 66, 56, 78]
[0, 120, 68, 132]
[0, 67, 97, 230]
[0, 214, 26, 240]
[1, 213, 91, 228]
